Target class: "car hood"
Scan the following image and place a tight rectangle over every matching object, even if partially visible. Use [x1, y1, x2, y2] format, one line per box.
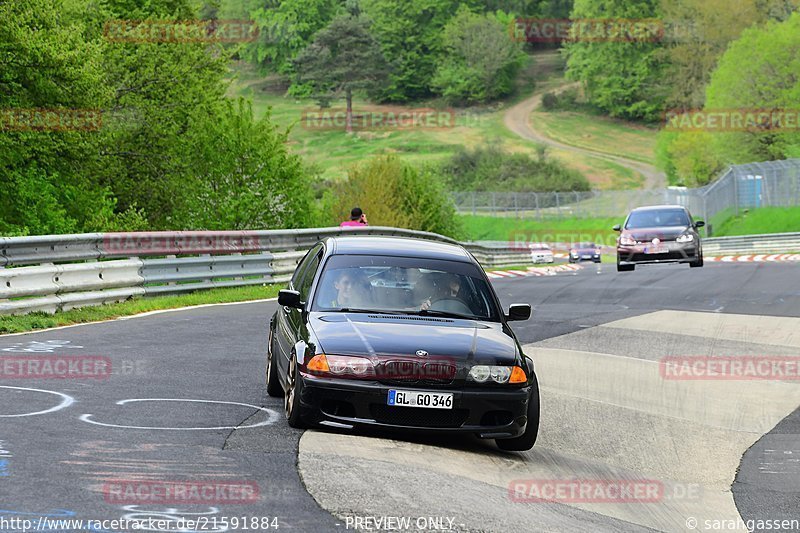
[309, 312, 518, 365]
[573, 248, 598, 253]
[621, 226, 689, 242]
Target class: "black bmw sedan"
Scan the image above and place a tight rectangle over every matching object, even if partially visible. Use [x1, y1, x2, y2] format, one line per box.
[266, 236, 539, 451]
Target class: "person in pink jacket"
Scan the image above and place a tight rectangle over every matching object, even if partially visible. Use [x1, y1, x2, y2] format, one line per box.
[340, 207, 368, 227]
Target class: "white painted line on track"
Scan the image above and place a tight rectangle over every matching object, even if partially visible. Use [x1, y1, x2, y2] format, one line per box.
[0, 298, 278, 338]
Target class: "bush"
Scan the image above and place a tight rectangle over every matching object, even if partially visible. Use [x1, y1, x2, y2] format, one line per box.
[440, 145, 590, 192]
[541, 92, 559, 110]
[177, 99, 315, 230]
[432, 8, 524, 104]
[328, 156, 463, 239]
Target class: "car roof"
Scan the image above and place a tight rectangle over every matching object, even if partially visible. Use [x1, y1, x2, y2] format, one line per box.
[629, 205, 689, 212]
[326, 236, 473, 262]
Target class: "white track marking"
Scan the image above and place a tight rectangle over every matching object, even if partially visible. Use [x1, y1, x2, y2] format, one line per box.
[0, 386, 74, 418]
[78, 398, 278, 430]
[0, 298, 278, 339]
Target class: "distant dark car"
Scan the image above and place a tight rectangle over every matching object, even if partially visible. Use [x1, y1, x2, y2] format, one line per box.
[614, 205, 704, 272]
[568, 242, 601, 263]
[267, 236, 539, 451]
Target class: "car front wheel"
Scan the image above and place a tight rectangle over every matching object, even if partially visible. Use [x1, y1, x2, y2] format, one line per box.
[266, 329, 282, 398]
[617, 255, 635, 272]
[285, 355, 308, 428]
[496, 376, 539, 452]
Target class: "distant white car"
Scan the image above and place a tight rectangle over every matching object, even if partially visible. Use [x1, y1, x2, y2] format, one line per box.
[529, 243, 554, 264]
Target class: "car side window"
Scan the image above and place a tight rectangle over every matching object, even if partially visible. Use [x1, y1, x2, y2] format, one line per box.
[296, 248, 322, 301]
[291, 250, 313, 288]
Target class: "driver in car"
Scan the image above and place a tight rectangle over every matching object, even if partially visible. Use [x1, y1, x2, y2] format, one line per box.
[419, 273, 464, 311]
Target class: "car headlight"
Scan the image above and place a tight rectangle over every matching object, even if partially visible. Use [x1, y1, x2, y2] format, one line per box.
[307, 354, 375, 378]
[469, 365, 491, 382]
[676, 234, 694, 243]
[469, 365, 527, 384]
[619, 235, 636, 246]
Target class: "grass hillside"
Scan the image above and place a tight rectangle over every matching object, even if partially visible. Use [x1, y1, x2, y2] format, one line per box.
[226, 52, 656, 189]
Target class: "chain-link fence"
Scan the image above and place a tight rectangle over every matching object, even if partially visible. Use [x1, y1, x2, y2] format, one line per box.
[453, 158, 800, 236]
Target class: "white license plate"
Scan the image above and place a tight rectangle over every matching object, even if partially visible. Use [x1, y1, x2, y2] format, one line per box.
[645, 247, 668, 254]
[387, 389, 453, 409]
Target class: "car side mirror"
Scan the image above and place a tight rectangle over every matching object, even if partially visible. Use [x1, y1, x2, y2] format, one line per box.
[694, 220, 705, 228]
[506, 303, 531, 322]
[612, 224, 621, 232]
[278, 289, 304, 309]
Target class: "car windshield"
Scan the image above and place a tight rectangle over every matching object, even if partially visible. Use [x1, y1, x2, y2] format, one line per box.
[312, 255, 500, 321]
[625, 209, 690, 229]
[576, 243, 596, 249]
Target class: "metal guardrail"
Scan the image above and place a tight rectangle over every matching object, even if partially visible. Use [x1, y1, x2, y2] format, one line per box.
[702, 233, 800, 255]
[1, 227, 797, 317]
[0, 227, 461, 316]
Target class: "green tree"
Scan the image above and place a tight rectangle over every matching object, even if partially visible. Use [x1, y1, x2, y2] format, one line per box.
[179, 99, 314, 229]
[0, 0, 119, 235]
[659, 0, 800, 110]
[329, 156, 463, 238]
[91, 0, 232, 228]
[563, 0, 666, 121]
[704, 12, 800, 163]
[229, 0, 343, 78]
[361, 0, 478, 101]
[293, 11, 389, 133]
[655, 130, 724, 186]
[433, 8, 525, 103]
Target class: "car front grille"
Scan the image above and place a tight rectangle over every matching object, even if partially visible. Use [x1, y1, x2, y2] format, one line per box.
[377, 360, 457, 386]
[370, 404, 469, 428]
[627, 251, 691, 262]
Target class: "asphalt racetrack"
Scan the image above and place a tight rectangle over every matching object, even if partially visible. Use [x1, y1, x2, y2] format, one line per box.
[1, 260, 799, 532]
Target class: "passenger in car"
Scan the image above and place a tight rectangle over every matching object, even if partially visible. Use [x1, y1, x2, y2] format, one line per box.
[330, 270, 372, 308]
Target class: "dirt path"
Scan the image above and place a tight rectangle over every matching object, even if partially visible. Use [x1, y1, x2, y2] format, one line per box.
[504, 81, 667, 189]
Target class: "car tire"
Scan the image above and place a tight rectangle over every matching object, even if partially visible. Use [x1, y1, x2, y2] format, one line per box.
[285, 355, 308, 429]
[568, 258, 575, 264]
[496, 375, 539, 452]
[616, 255, 635, 272]
[690, 256, 704, 268]
[266, 329, 283, 398]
